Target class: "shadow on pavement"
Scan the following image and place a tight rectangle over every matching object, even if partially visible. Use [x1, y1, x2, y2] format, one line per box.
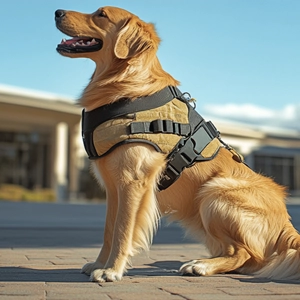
[0, 261, 183, 282]
[0, 267, 87, 282]
[237, 276, 300, 285]
[127, 260, 183, 277]
[2, 263, 299, 284]
[147, 260, 183, 270]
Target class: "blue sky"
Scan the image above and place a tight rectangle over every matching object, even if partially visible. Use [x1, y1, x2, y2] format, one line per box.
[0, 0, 299, 116]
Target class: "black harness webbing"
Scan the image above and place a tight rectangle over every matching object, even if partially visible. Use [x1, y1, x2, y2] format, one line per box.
[82, 86, 182, 158]
[158, 120, 220, 190]
[82, 86, 182, 132]
[81, 86, 221, 191]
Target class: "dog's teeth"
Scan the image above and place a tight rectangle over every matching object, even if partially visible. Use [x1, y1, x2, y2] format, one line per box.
[61, 38, 66, 44]
[87, 41, 91, 45]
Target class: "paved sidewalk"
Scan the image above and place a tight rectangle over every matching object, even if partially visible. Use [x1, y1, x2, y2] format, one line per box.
[1, 201, 300, 300]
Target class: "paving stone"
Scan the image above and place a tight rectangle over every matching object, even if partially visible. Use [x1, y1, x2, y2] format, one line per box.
[0, 282, 45, 297]
[1, 201, 300, 300]
[0, 296, 44, 300]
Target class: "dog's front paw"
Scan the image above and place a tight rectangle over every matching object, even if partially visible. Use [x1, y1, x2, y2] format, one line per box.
[179, 260, 211, 276]
[81, 261, 104, 276]
[90, 268, 123, 282]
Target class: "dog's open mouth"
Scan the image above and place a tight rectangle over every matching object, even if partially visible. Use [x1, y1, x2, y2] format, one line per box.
[56, 37, 103, 53]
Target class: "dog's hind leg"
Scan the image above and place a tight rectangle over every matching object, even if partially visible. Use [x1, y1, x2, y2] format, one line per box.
[179, 247, 251, 276]
[179, 175, 289, 277]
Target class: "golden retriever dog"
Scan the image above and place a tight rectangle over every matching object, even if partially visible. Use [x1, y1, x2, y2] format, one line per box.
[55, 6, 300, 282]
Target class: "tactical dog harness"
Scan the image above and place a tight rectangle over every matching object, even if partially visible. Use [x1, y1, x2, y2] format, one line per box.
[81, 86, 242, 190]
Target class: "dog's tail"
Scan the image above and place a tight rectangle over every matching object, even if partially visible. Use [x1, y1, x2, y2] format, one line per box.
[255, 223, 300, 280]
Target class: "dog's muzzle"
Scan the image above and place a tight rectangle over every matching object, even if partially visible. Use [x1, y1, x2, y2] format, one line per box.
[55, 9, 103, 54]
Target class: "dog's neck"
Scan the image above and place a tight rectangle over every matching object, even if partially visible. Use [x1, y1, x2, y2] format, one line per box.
[79, 55, 179, 111]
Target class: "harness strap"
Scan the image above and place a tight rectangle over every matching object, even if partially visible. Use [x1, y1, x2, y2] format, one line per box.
[129, 119, 190, 136]
[82, 86, 182, 132]
[81, 85, 230, 191]
[82, 86, 182, 159]
[158, 120, 220, 190]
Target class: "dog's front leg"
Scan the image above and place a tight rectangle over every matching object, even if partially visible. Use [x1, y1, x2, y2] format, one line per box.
[90, 182, 149, 282]
[81, 182, 118, 276]
[88, 145, 164, 282]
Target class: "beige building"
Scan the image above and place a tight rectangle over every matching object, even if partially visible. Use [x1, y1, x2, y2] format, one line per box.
[0, 85, 83, 201]
[213, 119, 300, 195]
[0, 84, 299, 201]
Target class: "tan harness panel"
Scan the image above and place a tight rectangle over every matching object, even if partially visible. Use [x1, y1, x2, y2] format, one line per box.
[93, 98, 191, 156]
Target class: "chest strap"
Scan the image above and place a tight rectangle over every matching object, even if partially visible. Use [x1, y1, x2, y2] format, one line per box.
[82, 86, 182, 159]
[124, 107, 220, 190]
[81, 86, 222, 191]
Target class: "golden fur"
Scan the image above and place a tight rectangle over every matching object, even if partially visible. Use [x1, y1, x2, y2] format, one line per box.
[56, 6, 300, 282]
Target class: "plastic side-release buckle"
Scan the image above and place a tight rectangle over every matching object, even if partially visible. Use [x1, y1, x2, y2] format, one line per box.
[158, 137, 197, 190]
[129, 120, 190, 136]
[158, 124, 218, 191]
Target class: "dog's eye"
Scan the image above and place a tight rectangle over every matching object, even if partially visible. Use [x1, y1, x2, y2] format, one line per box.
[98, 10, 107, 18]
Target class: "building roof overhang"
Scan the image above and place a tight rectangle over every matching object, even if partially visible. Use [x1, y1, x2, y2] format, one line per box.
[0, 84, 81, 115]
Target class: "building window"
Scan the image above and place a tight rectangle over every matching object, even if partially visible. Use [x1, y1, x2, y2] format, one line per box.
[0, 131, 50, 189]
[253, 154, 295, 190]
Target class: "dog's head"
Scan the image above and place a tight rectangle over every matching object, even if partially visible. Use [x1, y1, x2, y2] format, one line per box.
[55, 6, 160, 62]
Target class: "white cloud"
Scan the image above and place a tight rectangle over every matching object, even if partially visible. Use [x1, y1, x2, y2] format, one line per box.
[202, 103, 300, 130]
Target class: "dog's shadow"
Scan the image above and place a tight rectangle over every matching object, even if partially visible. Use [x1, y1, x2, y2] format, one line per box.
[128, 260, 182, 277]
[131, 261, 300, 285]
[0, 267, 88, 282]
[237, 277, 300, 285]
[0, 261, 182, 282]
[1, 263, 299, 285]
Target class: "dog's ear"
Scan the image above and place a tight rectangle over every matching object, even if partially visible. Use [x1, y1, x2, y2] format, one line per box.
[114, 17, 159, 59]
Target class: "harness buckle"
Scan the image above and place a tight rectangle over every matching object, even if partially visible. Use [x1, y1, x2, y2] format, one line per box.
[158, 122, 220, 191]
[152, 119, 173, 133]
[129, 120, 190, 136]
[158, 137, 198, 190]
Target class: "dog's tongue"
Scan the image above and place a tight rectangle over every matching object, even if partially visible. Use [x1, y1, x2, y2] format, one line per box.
[59, 37, 99, 47]
[60, 37, 82, 45]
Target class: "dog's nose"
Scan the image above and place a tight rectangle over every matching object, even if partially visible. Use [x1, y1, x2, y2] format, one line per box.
[55, 9, 66, 20]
